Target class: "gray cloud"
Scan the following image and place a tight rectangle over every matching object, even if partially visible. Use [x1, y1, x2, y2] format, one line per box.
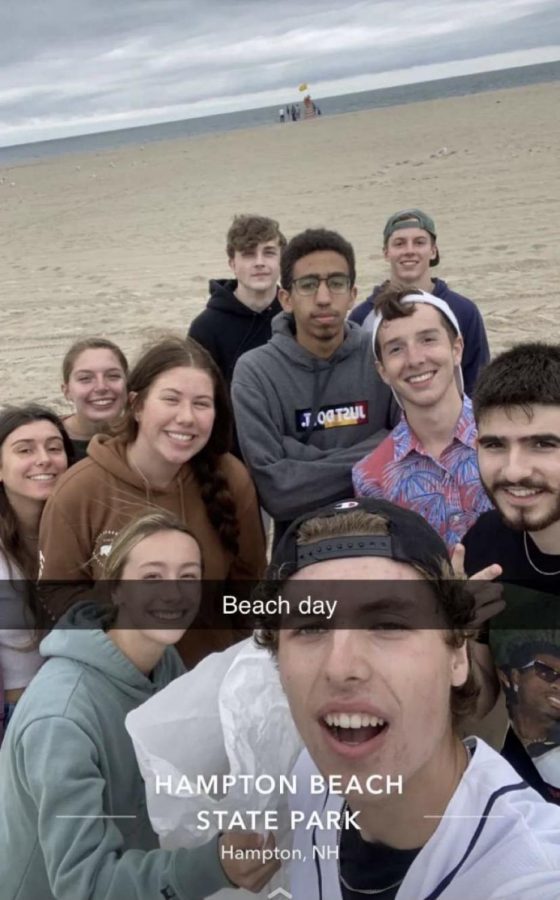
[2, 0, 559, 143]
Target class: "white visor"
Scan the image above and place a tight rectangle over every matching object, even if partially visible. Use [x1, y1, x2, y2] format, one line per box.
[371, 290, 464, 406]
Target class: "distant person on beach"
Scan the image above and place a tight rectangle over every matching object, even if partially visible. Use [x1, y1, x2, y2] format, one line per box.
[39, 337, 266, 667]
[349, 208, 490, 396]
[278, 108, 285, 123]
[61, 337, 128, 463]
[231, 227, 394, 540]
[302, 95, 317, 119]
[188, 214, 285, 456]
[352, 288, 491, 551]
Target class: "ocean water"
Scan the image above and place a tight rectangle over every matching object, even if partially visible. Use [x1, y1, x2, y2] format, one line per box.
[1, 60, 558, 168]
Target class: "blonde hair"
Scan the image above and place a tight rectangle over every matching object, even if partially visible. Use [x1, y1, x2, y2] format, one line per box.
[297, 510, 387, 543]
[102, 509, 202, 581]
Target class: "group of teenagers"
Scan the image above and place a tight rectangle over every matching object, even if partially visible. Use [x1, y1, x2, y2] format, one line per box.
[0, 208, 559, 898]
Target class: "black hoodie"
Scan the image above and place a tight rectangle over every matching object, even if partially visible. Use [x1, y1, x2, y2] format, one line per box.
[188, 279, 281, 387]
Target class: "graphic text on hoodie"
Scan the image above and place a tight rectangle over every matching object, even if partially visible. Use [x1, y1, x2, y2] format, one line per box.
[295, 401, 369, 432]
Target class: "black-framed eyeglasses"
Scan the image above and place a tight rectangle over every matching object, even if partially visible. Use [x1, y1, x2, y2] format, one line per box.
[291, 274, 352, 296]
[519, 659, 560, 684]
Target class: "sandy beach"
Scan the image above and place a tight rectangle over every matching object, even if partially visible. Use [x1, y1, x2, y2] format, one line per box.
[1, 80, 558, 410]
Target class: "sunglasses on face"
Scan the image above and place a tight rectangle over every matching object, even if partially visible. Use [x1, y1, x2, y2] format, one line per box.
[520, 658, 560, 684]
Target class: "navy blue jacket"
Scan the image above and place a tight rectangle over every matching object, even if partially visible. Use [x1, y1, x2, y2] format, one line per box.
[188, 279, 281, 457]
[188, 279, 281, 387]
[348, 278, 490, 397]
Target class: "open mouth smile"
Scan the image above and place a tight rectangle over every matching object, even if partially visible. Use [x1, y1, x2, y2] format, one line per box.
[320, 711, 389, 758]
[89, 397, 117, 408]
[501, 486, 545, 504]
[147, 609, 190, 623]
[405, 370, 436, 385]
[165, 431, 196, 445]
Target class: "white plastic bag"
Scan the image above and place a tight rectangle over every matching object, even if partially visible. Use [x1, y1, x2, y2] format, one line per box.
[126, 638, 302, 899]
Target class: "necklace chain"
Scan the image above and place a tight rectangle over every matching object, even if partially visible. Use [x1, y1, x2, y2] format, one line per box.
[338, 871, 404, 896]
[335, 744, 471, 896]
[523, 532, 560, 576]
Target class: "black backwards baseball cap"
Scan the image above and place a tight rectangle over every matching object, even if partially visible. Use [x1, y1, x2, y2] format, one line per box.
[271, 497, 449, 578]
[383, 208, 440, 267]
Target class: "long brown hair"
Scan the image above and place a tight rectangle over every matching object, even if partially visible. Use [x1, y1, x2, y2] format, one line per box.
[0, 404, 73, 629]
[119, 336, 240, 555]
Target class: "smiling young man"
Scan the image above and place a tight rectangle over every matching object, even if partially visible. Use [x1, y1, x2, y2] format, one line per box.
[349, 209, 489, 396]
[462, 343, 560, 802]
[352, 288, 491, 550]
[188, 215, 285, 455]
[189, 215, 285, 385]
[256, 497, 560, 899]
[231, 228, 394, 539]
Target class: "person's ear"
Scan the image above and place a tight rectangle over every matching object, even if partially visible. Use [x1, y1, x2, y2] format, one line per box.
[453, 335, 464, 367]
[450, 643, 469, 688]
[497, 669, 511, 691]
[129, 391, 142, 423]
[227, 256, 236, 275]
[348, 285, 357, 310]
[375, 358, 391, 386]
[61, 382, 71, 402]
[279, 288, 293, 313]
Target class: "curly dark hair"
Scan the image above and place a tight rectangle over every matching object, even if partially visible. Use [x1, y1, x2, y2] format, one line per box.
[280, 228, 356, 291]
[473, 342, 560, 423]
[119, 336, 240, 555]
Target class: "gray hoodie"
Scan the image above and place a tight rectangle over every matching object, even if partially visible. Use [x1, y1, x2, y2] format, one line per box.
[231, 312, 394, 524]
[0, 602, 232, 900]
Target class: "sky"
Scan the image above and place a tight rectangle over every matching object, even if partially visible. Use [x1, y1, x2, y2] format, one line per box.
[2, 0, 560, 146]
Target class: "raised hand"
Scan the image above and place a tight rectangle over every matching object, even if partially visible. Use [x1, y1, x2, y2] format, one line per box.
[451, 543, 505, 627]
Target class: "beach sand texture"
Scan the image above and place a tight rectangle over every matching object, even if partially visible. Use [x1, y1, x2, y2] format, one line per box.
[1, 81, 558, 410]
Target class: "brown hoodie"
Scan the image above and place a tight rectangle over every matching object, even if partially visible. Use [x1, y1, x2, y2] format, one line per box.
[38, 435, 266, 664]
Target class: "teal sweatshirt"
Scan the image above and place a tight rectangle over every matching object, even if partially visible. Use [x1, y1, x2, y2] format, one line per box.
[0, 602, 232, 900]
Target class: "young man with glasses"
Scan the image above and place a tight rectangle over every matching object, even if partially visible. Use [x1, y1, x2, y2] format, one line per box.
[460, 343, 560, 803]
[256, 498, 560, 898]
[349, 209, 489, 396]
[231, 228, 394, 539]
